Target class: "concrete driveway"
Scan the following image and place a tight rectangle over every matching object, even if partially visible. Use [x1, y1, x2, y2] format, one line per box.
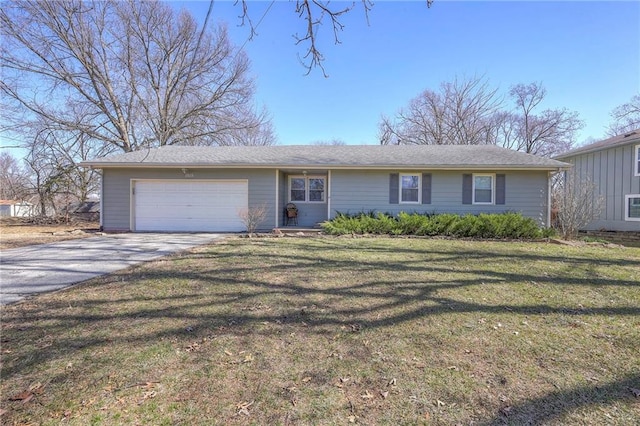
[0, 233, 225, 305]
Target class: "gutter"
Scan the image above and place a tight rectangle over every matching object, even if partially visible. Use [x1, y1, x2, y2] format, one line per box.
[81, 163, 571, 171]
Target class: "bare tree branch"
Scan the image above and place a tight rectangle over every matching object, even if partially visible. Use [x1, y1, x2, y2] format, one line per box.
[1, 0, 273, 153]
[506, 83, 583, 156]
[380, 78, 583, 157]
[239, 0, 401, 76]
[553, 172, 604, 239]
[380, 76, 503, 145]
[607, 94, 640, 136]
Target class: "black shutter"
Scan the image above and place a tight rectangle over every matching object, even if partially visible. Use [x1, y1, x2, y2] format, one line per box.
[496, 174, 506, 205]
[389, 173, 399, 204]
[462, 174, 472, 205]
[422, 173, 432, 204]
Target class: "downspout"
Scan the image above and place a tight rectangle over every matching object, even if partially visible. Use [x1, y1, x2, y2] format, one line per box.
[275, 169, 279, 229]
[99, 169, 104, 231]
[327, 170, 332, 221]
[547, 171, 552, 228]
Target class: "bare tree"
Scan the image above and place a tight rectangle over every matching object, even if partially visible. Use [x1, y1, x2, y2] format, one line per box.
[199, 106, 276, 146]
[379, 76, 503, 145]
[503, 83, 584, 157]
[238, 203, 269, 237]
[23, 143, 69, 216]
[238, 0, 433, 76]
[608, 94, 640, 136]
[30, 123, 109, 200]
[380, 79, 583, 157]
[0, 152, 30, 200]
[1, 0, 273, 153]
[553, 172, 604, 240]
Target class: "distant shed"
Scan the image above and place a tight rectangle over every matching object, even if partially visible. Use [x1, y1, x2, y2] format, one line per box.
[0, 200, 34, 217]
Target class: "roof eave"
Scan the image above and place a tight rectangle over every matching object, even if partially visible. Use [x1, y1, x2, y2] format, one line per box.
[81, 162, 571, 171]
[555, 133, 640, 159]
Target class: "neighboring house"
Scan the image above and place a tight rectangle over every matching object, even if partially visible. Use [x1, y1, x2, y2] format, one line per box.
[0, 200, 34, 218]
[81, 145, 569, 232]
[555, 130, 640, 232]
[64, 201, 101, 221]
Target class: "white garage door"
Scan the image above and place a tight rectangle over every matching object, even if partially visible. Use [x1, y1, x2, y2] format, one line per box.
[134, 180, 248, 232]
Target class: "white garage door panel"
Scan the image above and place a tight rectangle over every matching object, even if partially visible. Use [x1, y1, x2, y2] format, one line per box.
[134, 180, 248, 232]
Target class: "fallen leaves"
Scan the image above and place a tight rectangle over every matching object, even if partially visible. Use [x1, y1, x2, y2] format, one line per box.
[236, 400, 254, 416]
[222, 349, 254, 365]
[138, 390, 156, 405]
[8, 382, 44, 404]
[185, 342, 200, 352]
[360, 390, 374, 400]
[8, 391, 34, 404]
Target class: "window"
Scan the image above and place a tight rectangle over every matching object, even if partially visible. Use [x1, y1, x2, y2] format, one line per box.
[289, 176, 325, 203]
[290, 177, 306, 201]
[308, 178, 325, 202]
[635, 145, 640, 176]
[625, 194, 640, 221]
[400, 173, 420, 203]
[473, 174, 494, 204]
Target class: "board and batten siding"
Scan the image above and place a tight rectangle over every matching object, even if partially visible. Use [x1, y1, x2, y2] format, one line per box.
[102, 168, 276, 231]
[564, 142, 640, 231]
[329, 170, 550, 226]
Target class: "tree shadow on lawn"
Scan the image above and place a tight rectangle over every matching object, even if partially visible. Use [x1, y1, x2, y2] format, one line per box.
[307, 237, 640, 268]
[482, 374, 640, 425]
[2, 239, 639, 422]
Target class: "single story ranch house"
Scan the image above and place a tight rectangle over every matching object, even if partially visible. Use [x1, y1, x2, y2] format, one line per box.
[82, 144, 570, 232]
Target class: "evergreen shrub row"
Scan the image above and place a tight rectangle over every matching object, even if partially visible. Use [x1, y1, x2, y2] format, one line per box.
[321, 211, 553, 239]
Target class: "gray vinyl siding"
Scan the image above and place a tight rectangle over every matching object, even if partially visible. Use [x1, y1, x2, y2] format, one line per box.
[102, 168, 276, 231]
[297, 203, 327, 227]
[329, 170, 550, 226]
[563, 142, 640, 231]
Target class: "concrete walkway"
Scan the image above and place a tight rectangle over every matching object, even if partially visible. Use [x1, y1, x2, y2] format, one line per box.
[0, 233, 224, 305]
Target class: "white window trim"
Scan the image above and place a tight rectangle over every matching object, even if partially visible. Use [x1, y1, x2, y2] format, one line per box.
[399, 173, 421, 204]
[472, 173, 495, 205]
[624, 194, 640, 221]
[635, 144, 640, 177]
[289, 175, 326, 203]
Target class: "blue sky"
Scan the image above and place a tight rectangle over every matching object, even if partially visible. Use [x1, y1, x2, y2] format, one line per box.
[178, 0, 640, 146]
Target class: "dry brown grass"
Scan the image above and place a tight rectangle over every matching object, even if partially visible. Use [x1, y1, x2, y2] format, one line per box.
[1, 237, 639, 425]
[0, 217, 100, 250]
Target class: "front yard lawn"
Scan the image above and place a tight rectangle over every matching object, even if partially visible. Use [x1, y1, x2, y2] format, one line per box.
[1, 237, 639, 425]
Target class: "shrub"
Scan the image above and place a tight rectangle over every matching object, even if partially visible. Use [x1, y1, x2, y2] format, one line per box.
[396, 211, 427, 235]
[238, 204, 268, 236]
[322, 211, 545, 239]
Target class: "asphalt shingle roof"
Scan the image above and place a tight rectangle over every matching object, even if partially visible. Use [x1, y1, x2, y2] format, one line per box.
[83, 144, 570, 170]
[554, 129, 640, 159]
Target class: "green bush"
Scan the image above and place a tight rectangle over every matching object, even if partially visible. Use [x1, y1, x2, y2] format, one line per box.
[321, 211, 546, 239]
[396, 211, 427, 235]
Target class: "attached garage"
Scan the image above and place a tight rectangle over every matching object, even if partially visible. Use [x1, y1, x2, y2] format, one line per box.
[83, 145, 570, 232]
[133, 180, 248, 232]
